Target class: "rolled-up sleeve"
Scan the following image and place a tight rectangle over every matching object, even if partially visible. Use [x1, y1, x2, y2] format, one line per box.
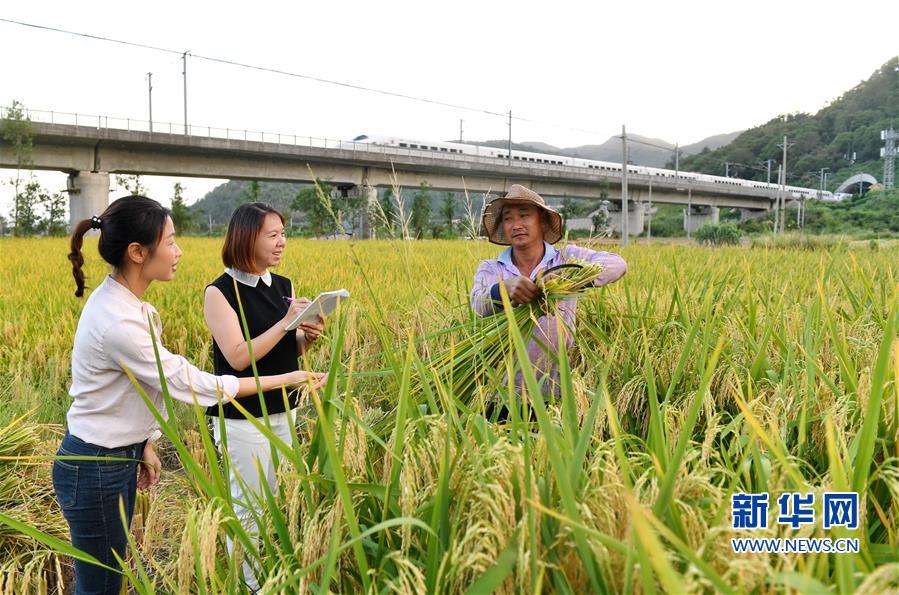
[564, 246, 627, 287]
[471, 260, 505, 317]
[104, 316, 239, 407]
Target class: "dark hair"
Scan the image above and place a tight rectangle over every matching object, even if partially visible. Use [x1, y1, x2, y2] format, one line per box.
[221, 203, 285, 272]
[68, 196, 171, 297]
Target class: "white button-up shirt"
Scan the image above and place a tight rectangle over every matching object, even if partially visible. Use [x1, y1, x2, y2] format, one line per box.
[66, 275, 240, 448]
[224, 267, 272, 288]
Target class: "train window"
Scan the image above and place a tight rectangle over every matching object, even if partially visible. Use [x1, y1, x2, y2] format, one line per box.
[440, 147, 447, 152]
[399, 143, 407, 148]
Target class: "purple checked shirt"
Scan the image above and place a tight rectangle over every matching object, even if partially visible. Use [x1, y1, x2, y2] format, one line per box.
[471, 242, 627, 395]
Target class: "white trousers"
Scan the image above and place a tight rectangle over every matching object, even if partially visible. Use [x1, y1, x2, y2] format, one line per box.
[212, 411, 294, 591]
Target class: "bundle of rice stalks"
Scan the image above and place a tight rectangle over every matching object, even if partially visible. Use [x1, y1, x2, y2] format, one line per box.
[0, 416, 69, 594]
[414, 260, 604, 406]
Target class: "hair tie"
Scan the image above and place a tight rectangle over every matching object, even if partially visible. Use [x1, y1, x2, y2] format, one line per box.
[90, 216, 103, 230]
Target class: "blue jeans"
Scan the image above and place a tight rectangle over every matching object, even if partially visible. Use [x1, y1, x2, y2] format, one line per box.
[51, 431, 145, 595]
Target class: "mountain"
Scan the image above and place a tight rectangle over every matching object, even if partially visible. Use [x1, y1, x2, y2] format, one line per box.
[680, 131, 744, 156]
[190, 180, 308, 225]
[679, 57, 899, 190]
[459, 131, 741, 168]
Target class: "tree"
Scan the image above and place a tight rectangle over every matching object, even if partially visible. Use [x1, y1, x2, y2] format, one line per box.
[115, 174, 147, 196]
[336, 190, 365, 237]
[598, 177, 610, 200]
[12, 179, 47, 235]
[41, 191, 68, 236]
[559, 196, 579, 222]
[170, 182, 194, 234]
[410, 183, 432, 239]
[1, 101, 34, 235]
[292, 181, 335, 237]
[376, 189, 397, 237]
[695, 221, 741, 246]
[440, 192, 456, 237]
[243, 180, 260, 203]
[591, 204, 609, 233]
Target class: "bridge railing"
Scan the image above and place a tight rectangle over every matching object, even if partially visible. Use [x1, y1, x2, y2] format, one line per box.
[7, 106, 775, 199]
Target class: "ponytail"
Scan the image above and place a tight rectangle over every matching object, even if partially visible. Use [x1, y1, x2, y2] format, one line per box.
[68, 219, 93, 297]
[66, 196, 170, 298]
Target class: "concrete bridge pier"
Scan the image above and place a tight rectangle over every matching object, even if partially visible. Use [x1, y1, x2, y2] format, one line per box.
[607, 201, 645, 236]
[355, 183, 379, 239]
[67, 172, 111, 232]
[683, 205, 719, 234]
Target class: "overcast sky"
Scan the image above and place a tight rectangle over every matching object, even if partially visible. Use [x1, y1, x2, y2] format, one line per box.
[2, 0, 897, 213]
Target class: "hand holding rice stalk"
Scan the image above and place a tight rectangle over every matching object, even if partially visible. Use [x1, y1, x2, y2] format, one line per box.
[414, 259, 604, 405]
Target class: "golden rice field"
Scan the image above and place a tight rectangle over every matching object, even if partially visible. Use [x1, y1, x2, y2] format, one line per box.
[1, 236, 899, 594]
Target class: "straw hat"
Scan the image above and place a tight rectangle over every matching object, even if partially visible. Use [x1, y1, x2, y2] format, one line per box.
[480, 184, 564, 245]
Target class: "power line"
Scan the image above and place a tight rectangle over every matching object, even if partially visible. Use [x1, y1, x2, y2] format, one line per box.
[0, 17, 621, 139]
[0, 16, 847, 192]
[0, 18, 511, 117]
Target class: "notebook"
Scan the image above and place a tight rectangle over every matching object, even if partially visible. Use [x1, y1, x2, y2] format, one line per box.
[284, 289, 350, 331]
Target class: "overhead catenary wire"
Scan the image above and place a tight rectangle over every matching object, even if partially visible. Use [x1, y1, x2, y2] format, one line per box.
[1, 16, 842, 194]
[0, 17, 629, 140]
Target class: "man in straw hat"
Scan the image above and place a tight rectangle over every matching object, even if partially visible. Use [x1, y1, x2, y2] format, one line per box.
[471, 184, 627, 399]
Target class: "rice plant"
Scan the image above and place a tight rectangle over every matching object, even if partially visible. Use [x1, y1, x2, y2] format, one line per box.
[0, 237, 897, 592]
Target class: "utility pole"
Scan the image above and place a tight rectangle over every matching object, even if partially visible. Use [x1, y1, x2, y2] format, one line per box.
[763, 159, 774, 184]
[459, 119, 463, 143]
[674, 142, 680, 179]
[146, 72, 153, 134]
[621, 124, 629, 246]
[182, 51, 190, 135]
[507, 110, 512, 161]
[686, 184, 692, 240]
[882, 128, 897, 189]
[819, 167, 829, 200]
[773, 164, 782, 235]
[725, 162, 731, 178]
[777, 167, 787, 235]
[776, 136, 792, 234]
[647, 177, 652, 241]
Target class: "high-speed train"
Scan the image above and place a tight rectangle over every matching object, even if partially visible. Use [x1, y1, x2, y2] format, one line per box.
[341, 134, 849, 202]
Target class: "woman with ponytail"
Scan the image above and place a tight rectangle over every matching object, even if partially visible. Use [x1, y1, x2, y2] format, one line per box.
[57, 196, 326, 595]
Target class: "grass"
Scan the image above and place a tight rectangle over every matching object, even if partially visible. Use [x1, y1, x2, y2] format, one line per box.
[0, 237, 898, 592]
